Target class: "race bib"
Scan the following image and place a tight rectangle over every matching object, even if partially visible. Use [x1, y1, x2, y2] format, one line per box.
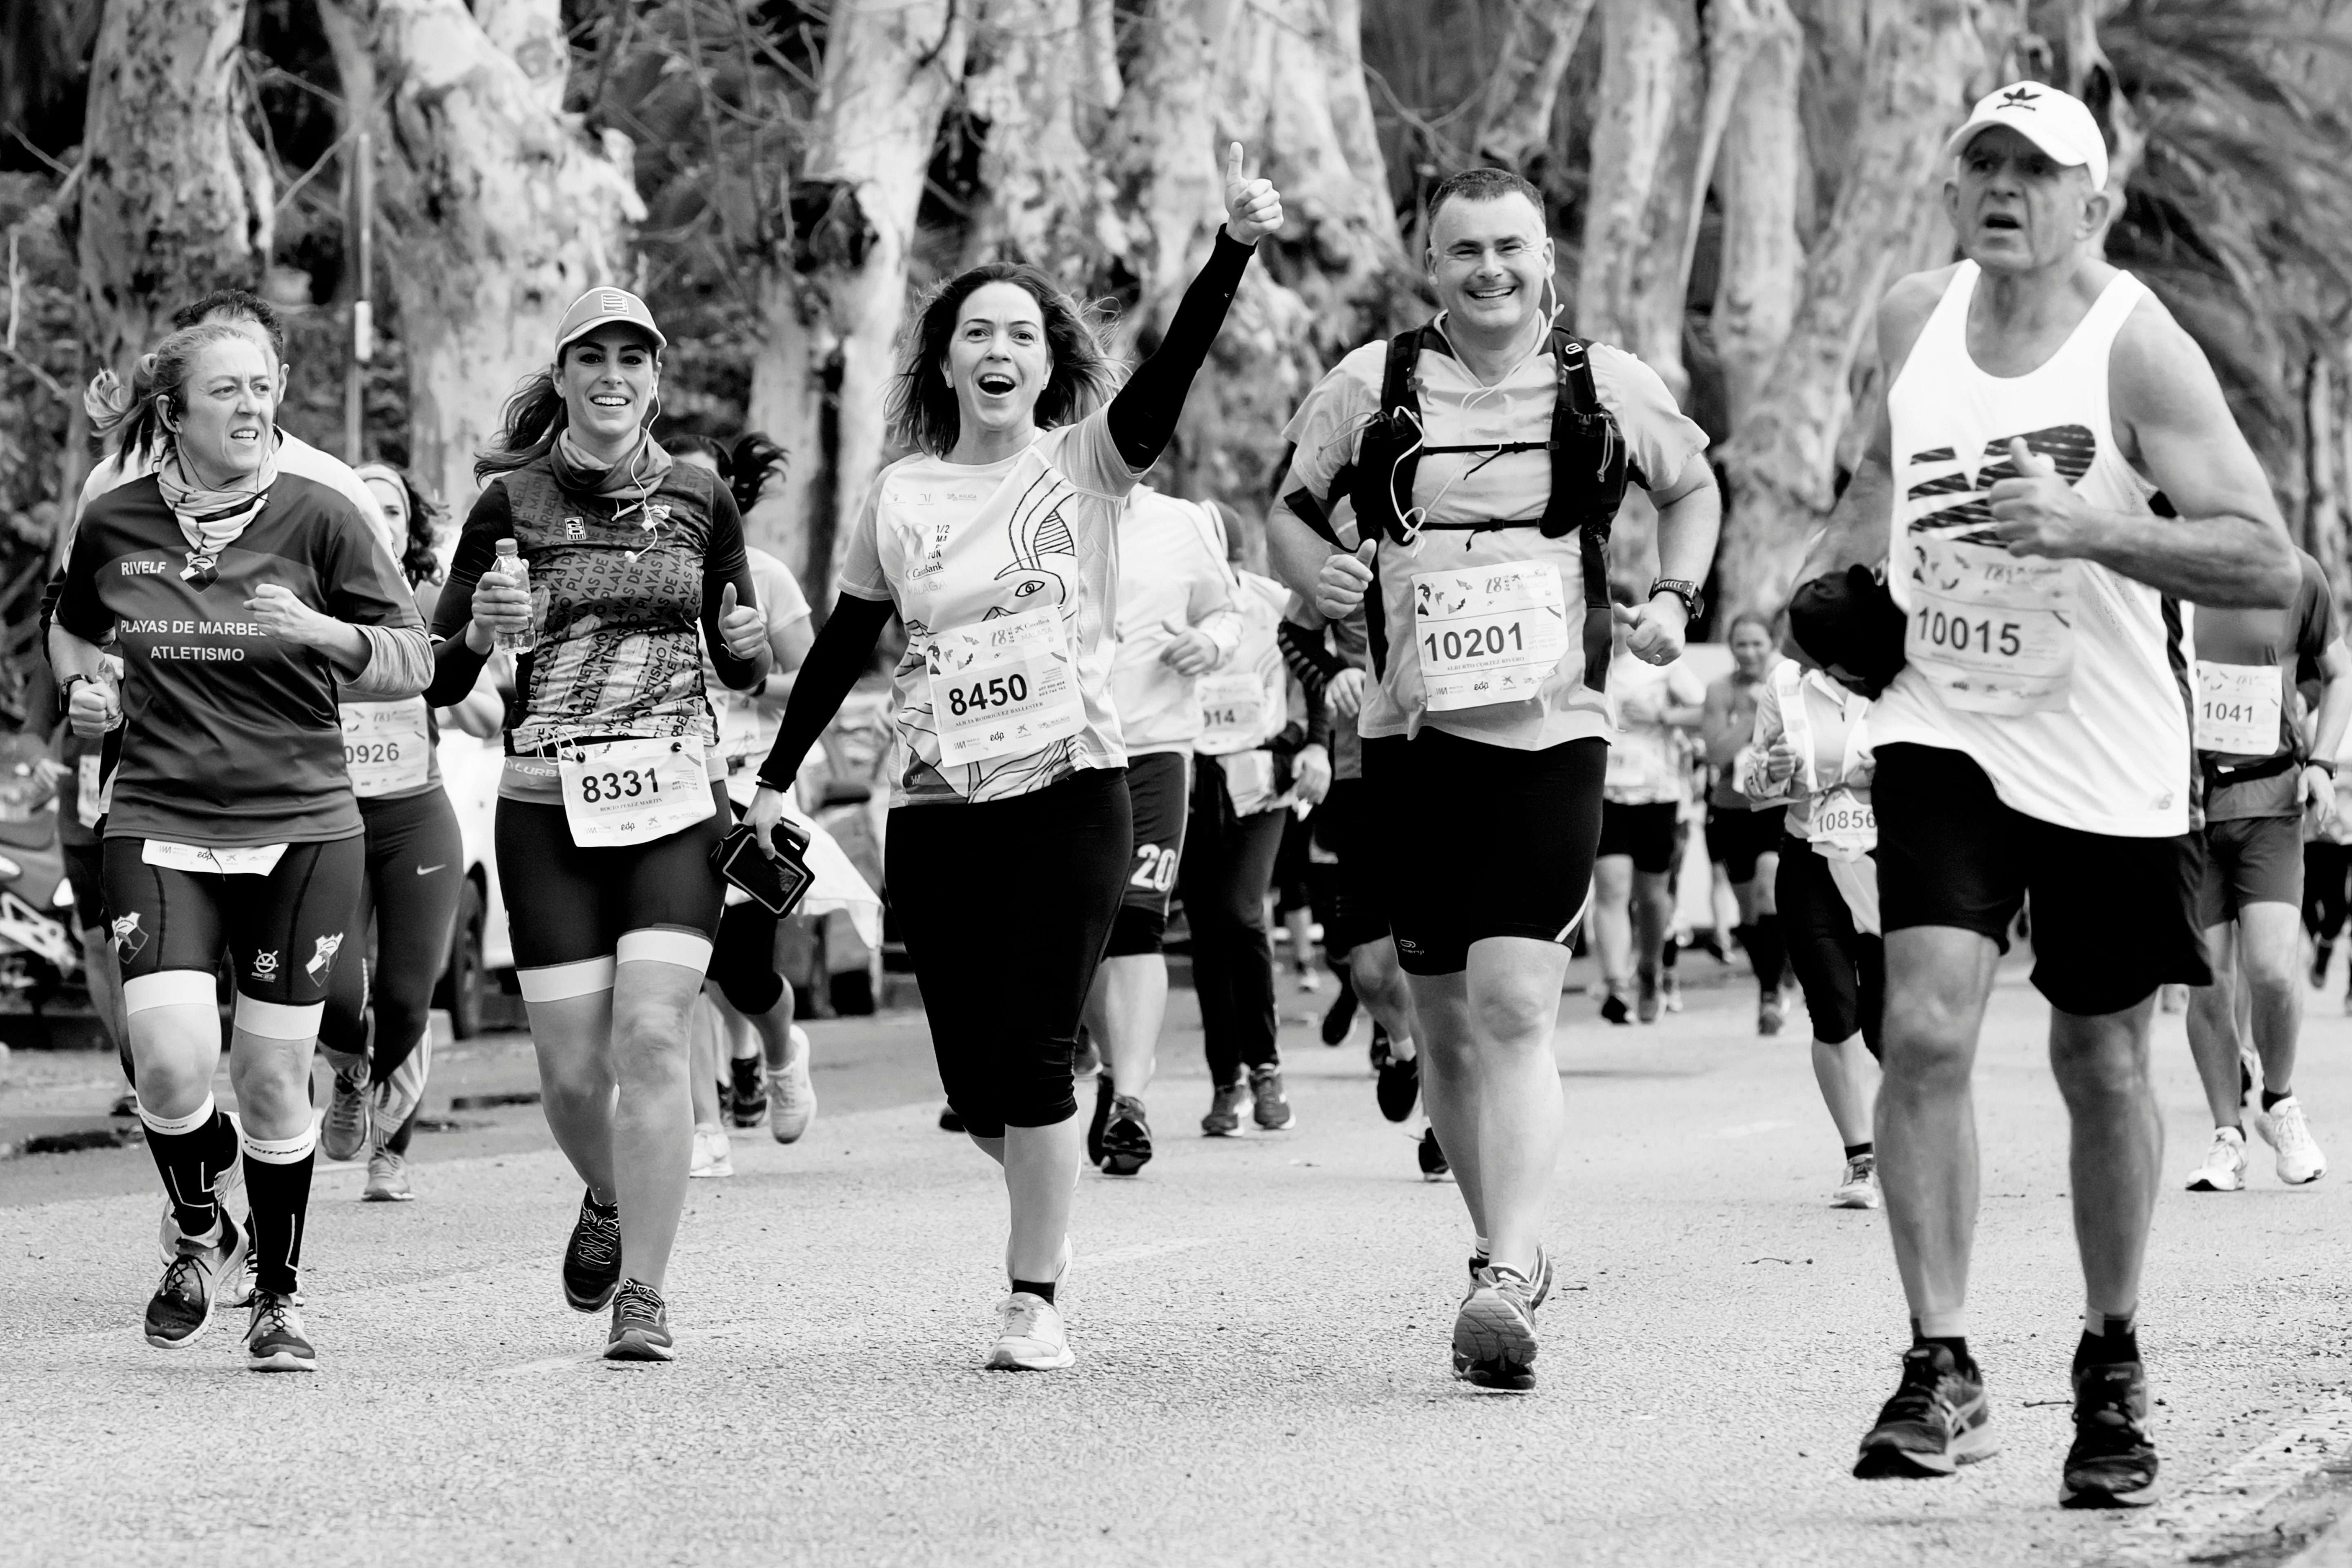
[1221, 748, 1278, 816]
[76, 753, 111, 829]
[341, 699, 432, 799]
[143, 840, 287, 876]
[1904, 536, 2078, 715]
[1197, 672, 1266, 755]
[2194, 661, 2283, 757]
[558, 737, 714, 848]
[1809, 784, 1877, 862]
[924, 607, 1085, 766]
[1412, 561, 1570, 711]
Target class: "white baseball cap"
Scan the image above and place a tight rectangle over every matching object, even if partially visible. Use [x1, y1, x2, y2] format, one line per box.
[553, 287, 666, 358]
[1942, 80, 2109, 190]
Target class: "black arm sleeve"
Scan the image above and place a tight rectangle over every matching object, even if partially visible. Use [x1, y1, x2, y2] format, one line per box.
[753, 594, 895, 793]
[1105, 229, 1257, 472]
[700, 484, 767, 692]
[1276, 619, 1343, 703]
[424, 482, 509, 707]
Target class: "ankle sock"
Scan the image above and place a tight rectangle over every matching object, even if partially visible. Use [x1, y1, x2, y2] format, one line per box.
[140, 1095, 223, 1238]
[2078, 1307, 2138, 1366]
[1844, 1141, 1874, 1160]
[1911, 1313, 1969, 1369]
[2262, 1087, 2293, 1112]
[1011, 1278, 1058, 1304]
[242, 1125, 317, 1298]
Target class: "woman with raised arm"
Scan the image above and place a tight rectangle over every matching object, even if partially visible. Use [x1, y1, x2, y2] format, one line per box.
[745, 145, 1283, 1372]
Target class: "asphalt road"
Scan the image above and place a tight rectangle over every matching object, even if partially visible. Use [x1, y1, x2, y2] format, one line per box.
[9, 958, 2352, 1567]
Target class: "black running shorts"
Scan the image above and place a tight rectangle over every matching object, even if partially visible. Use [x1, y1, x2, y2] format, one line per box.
[1705, 802, 1788, 883]
[1775, 839, 1882, 1055]
[1362, 731, 1606, 976]
[1107, 749, 1191, 956]
[1598, 799, 1680, 875]
[2197, 813, 2304, 928]
[1310, 777, 1392, 957]
[494, 784, 731, 972]
[62, 839, 107, 933]
[1874, 743, 2210, 1016]
[102, 833, 366, 1005]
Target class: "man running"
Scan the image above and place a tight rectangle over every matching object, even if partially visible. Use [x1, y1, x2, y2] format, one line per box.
[1702, 612, 1792, 1032]
[1793, 84, 2301, 1504]
[1269, 166, 1717, 1389]
[2181, 547, 2348, 1192]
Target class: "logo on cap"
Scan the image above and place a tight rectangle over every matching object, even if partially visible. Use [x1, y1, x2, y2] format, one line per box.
[600, 291, 631, 312]
[1999, 86, 2040, 109]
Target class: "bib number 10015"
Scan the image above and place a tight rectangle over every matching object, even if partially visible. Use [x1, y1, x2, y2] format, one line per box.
[1911, 610, 2023, 659]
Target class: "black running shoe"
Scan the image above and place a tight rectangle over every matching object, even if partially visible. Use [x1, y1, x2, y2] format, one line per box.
[110, 1090, 140, 1118]
[1376, 1049, 1419, 1123]
[2059, 1360, 2160, 1508]
[605, 1278, 676, 1362]
[728, 1056, 768, 1128]
[1417, 1127, 1450, 1181]
[244, 1288, 316, 1372]
[1320, 983, 1358, 1046]
[1087, 1074, 1114, 1167]
[1599, 989, 1631, 1026]
[562, 1190, 622, 1314]
[1098, 1095, 1153, 1176]
[1452, 1263, 1540, 1390]
[144, 1212, 245, 1348]
[1853, 1345, 1996, 1478]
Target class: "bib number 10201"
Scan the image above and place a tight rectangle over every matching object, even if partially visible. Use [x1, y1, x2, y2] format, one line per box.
[1912, 608, 2022, 659]
[1421, 621, 1527, 664]
[942, 673, 1030, 717]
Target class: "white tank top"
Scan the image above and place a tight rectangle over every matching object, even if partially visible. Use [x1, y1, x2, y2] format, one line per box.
[1871, 261, 2192, 836]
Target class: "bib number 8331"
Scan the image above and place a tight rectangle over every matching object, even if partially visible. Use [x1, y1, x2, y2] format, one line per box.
[575, 767, 663, 804]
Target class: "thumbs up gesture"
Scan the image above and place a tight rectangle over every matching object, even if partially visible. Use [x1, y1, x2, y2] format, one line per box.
[717, 581, 767, 662]
[1987, 437, 2090, 559]
[1314, 538, 1379, 620]
[1223, 142, 1284, 246]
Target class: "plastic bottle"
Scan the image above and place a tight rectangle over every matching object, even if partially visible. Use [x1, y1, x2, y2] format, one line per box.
[493, 538, 534, 654]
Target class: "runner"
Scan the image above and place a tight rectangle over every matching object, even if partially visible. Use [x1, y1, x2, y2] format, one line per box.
[2180, 547, 2348, 1192]
[51, 319, 431, 1369]
[744, 147, 1282, 1371]
[1595, 596, 1706, 1025]
[1087, 483, 1239, 1174]
[1789, 84, 2303, 1503]
[2306, 731, 2352, 996]
[425, 286, 773, 1362]
[315, 462, 465, 1205]
[1737, 655, 1882, 1209]
[1186, 503, 1328, 1137]
[1702, 611, 1792, 1032]
[1267, 165, 1718, 1388]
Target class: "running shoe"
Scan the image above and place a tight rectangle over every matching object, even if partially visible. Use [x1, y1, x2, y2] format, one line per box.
[1368, 1020, 1393, 1072]
[321, 1065, 371, 1163]
[2254, 1095, 2328, 1185]
[1249, 1064, 1295, 1131]
[1636, 969, 1661, 1024]
[244, 1288, 316, 1372]
[1599, 989, 1631, 1026]
[728, 1055, 768, 1128]
[938, 1102, 966, 1133]
[1321, 984, 1358, 1046]
[1087, 1074, 1115, 1167]
[2058, 1359, 2160, 1508]
[1296, 963, 1323, 993]
[1759, 996, 1785, 1037]
[771, 1040, 816, 1144]
[1417, 1126, 1450, 1181]
[1375, 1048, 1419, 1123]
[2184, 1125, 2247, 1192]
[1833, 1153, 1881, 1209]
[562, 1189, 622, 1313]
[1098, 1095, 1153, 1176]
[605, 1278, 675, 1362]
[987, 1291, 1075, 1370]
[1452, 1262, 1540, 1391]
[1853, 1344, 1995, 1478]
[1201, 1081, 1249, 1137]
[156, 1149, 247, 1266]
[1465, 1247, 1555, 1309]
[110, 1090, 139, 1118]
[689, 1123, 733, 1178]
[363, 1145, 414, 1202]
[144, 1213, 246, 1348]
[1660, 971, 1684, 1013]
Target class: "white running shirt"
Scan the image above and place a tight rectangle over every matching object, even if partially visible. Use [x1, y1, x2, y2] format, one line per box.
[1109, 488, 1241, 756]
[1871, 262, 2191, 836]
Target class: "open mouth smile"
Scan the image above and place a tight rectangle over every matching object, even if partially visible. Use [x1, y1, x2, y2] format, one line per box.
[975, 372, 1018, 396]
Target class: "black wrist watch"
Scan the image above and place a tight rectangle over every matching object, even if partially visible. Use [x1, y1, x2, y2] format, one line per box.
[58, 673, 97, 711]
[1648, 577, 1704, 622]
[2310, 757, 2338, 777]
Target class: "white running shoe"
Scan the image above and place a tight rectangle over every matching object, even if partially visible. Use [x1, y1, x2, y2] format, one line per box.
[771, 1035, 816, 1144]
[689, 1123, 733, 1178]
[2255, 1096, 2327, 1185]
[986, 1292, 1075, 1370]
[2185, 1125, 2248, 1192]
[1832, 1154, 1880, 1209]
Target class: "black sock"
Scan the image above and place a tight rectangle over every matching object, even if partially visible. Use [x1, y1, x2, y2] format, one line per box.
[243, 1129, 317, 1298]
[2262, 1087, 2292, 1111]
[2077, 1312, 2139, 1367]
[1011, 1278, 1058, 1304]
[140, 1099, 222, 1238]
[1911, 1321, 1970, 1369]
[1750, 914, 1788, 995]
[1844, 1141, 1874, 1160]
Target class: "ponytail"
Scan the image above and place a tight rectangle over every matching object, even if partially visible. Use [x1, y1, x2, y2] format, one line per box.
[474, 369, 568, 481]
[89, 326, 247, 466]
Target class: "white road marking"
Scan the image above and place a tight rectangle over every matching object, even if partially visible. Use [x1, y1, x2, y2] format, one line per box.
[2100, 1399, 2352, 1566]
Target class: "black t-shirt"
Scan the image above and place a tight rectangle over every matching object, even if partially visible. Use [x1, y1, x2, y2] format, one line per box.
[55, 474, 424, 846]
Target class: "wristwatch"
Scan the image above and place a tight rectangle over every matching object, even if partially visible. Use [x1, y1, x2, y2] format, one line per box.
[1648, 577, 1704, 622]
[58, 673, 99, 710]
[2310, 757, 2338, 777]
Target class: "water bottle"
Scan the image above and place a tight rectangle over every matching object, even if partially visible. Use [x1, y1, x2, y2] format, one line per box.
[493, 538, 534, 654]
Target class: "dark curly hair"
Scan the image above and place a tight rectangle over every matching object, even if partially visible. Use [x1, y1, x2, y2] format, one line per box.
[889, 263, 1118, 458]
[354, 462, 447, 586]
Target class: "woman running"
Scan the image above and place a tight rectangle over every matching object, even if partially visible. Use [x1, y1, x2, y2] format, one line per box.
[315, 463, 466, 1204]
[746, 146, 1283, 1371]
[1738, 657, 1883, 1209]
[52, 320, 430, 1369]
[426, 287, 771, 1361]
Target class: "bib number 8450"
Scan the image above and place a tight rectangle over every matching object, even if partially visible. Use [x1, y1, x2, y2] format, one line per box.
[944, 673, 1029, 717]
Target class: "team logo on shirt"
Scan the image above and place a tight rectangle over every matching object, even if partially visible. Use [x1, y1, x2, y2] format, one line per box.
[563, 517, 587, 540]
[251, 950, 281, 982]
[111, 912, 147, 962]
[1904, 424, 2096, 542]
[305, 932, 345, 986]
[120, 560, 167, 576]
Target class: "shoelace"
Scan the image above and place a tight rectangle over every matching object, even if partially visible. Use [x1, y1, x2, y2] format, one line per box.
[157, 1248, 209, 1305]
[250, 1292, 297, 1341]
[613, 1280, 664, 1323]
[1003, 1295, 1053, 1338]
[1879, 1349, 1959, 1425]
[575, 1205, 621, 1268]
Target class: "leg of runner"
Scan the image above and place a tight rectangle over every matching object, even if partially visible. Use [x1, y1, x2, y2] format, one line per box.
[356, 788, 463, 1201]
[688, 993, 733, 1178]
[1631, 866, 1673, 1023]
[2183, 919, 2252, 1191]
[1591, 855, 1635, 1023]
[2303, 840, 2348, 984]
[1779, 844, 1883, 1208]
[1087, 752, 1188, 1174]
[315, 877, 375, 1166]
[2239, 901, 2325, 1183]
[1178, 764, 1290, 1136]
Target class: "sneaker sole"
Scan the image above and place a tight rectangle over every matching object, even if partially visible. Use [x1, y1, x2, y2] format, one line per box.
[2185, 1172, 2245, 1192]
[361, 1186, 415, 1203]
[1254, 1113, 1296, 1132]
[566, 1279, 621, 1314]
[986, 1340, 1075, 1371]
[1451, 1292, 1537, 1389]
[1853, 1424, 1998, 1479]
[603, 1332, 676, 1363]
[1098, 1149, 1152, 1177]
[1832, 1190, 1881, 1210]
[247, 1345, 317, 1372]
[2058, 1473, 2160, 1509]
[1200, 1123, 1243, 1138]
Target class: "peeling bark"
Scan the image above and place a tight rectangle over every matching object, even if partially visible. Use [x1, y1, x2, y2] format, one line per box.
[1471, 0, 1599, 172]
[1708, 0, 1803, 429]
[961, 0, 1116, 281]
[1577, 0, 1704, 396]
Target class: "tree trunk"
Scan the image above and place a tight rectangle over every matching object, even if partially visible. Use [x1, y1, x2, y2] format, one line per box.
[1577, 0, 1704, 398]
[1708, 0, 1803, 430]
[75, 0, 273, 381]
[1715, 0, 1993, 621]
[321, 0, 641, 518]
[960, 0, 1114, 282]
[1471, 0, 1599, 172]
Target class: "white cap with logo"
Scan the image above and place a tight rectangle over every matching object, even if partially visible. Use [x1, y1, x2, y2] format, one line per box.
[553, 287, 667, 359]
[1942, 80, 2109, 191]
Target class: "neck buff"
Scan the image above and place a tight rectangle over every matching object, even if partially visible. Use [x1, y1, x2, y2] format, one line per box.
[157, 434, 282, 583]
[552, 427, 674, 522]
